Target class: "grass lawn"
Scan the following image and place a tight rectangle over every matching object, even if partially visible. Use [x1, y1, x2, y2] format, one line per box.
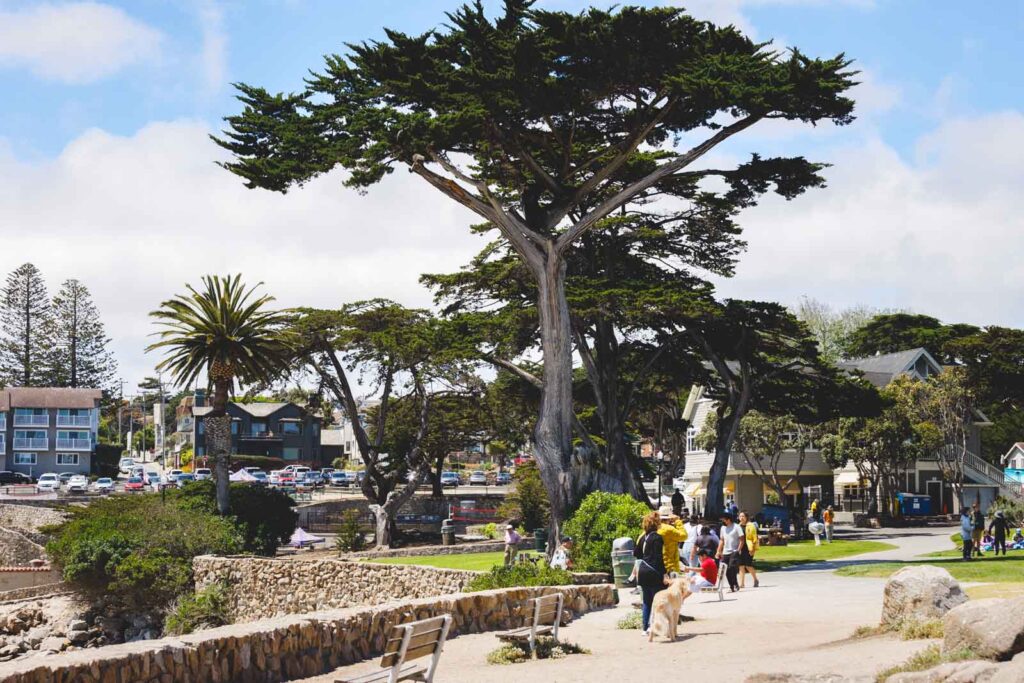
[365, 540, 894, 573]
[755, 539, 898, 571]
[367, 551, 544, 572]
[834, 555, 1024, 583]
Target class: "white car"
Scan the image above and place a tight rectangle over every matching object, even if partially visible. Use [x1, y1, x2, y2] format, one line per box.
[92, 477, 115, 494]
[65, 475, 89, 493]
[35, 473, 60, 494]
[469, 471, 488, 486]
[166, 469, 183, 483]
[118, 457, 137, 475]
[144, 471, 164, 491]
[268, 470, 283, 485]
[194, 468, 212, 481]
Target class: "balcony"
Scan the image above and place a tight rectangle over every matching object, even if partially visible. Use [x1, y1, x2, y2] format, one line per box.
[56, 438, 92, 451]
[14, 414, 49, 427]
[57, 415, 92, 427]
[13, 437, 48, 450]
[240, 433, 283, 441]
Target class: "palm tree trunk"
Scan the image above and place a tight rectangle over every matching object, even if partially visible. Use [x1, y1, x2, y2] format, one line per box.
[208, 369, 233, 515]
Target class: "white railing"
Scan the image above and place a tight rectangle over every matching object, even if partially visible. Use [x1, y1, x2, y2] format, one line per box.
[57, 415, 92, 427]
[13, 437, 48, 450]
[14, 414, 49, 427]
[56, 438, 91, 450]
[961, 448, 1024, 502]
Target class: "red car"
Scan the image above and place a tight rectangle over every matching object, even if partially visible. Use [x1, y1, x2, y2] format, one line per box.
[124, 477, 145, 492]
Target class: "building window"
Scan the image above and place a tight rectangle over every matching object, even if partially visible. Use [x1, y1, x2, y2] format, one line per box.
[231, 421, 238, 435]
[13, 453, 36, 465]
[251, 421, 268, 436]
[686, 427, 697, 453]
[281, 421, 301, 435]
[56, 453, 79, 466]
[197, 420, 205, 435]
[842, 484, 863, 499]
[283, 447, 301, 461]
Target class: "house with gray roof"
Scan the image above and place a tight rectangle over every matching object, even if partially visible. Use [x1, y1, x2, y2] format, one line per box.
[0, 387, 102, 477]
[190, 391, 323, 466]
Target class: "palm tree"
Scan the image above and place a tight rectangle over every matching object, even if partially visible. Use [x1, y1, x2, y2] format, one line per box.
[147, 275, 294, 514]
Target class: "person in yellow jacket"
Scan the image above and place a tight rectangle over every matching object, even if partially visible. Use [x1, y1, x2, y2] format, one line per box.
[737, 510, 760, 588]
[656, 504, 688, 575]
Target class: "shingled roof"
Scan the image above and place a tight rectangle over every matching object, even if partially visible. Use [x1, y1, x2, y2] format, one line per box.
[837, 348, 942, 388]
[0, 387, 103, 410]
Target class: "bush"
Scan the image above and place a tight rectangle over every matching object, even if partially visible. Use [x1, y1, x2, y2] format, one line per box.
[465, 562, 573, 592]
[486, 637, 588, 664]
[498, 462, 549, 532]
[174, 480, 297, 555]
[46, 494, 242, 614]
[336, 509, 366, 552]
[481, 522, 499, 540]
[561, 491, 649, 573]
[164, 582, 230, 636]
[989, 497, 1024, 526]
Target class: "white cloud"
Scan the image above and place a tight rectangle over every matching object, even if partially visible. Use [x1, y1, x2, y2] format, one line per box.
[195, 0, 227, 95]
[0, 121, 482, 387]
[717, 111, 1024, 328]
[0, 2, 162, 84]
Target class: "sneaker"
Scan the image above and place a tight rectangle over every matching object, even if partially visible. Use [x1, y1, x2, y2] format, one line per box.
[754, 579, 760, 588]
[641, 630, 650, 637]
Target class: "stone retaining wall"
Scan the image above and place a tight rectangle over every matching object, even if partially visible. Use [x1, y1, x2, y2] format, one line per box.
[0, 583, 67, 605]
[194, 556, 478, 622]
[347, 540, 513, 559]
[0, 583, 616, 683]
[0, 505, 66, 534]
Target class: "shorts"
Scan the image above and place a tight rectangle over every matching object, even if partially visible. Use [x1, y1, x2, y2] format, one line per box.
[691, 576, 713, 589]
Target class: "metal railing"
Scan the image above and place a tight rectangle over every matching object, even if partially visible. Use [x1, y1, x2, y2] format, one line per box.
[960, 449, 1024, 502]
[14, 414, 49, 427]
[13, 437, 48, 450]
[56, 438, 91, 450]
[57, 415, 91, 427]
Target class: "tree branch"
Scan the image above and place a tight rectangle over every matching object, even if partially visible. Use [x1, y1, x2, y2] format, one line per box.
[480, 354, 544, 390]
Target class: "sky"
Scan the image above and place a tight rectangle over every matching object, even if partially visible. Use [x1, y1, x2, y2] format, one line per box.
[1, 0, 1022, 391]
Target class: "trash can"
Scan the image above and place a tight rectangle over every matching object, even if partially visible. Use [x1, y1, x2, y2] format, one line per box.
[611, 537, 636, 588]
[441, 519, 455, 546]
[533, 528, 547, 553]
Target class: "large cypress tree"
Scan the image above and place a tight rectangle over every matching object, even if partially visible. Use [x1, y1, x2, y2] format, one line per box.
[0, 263, 52, 386]
[44, 279, 117, 390]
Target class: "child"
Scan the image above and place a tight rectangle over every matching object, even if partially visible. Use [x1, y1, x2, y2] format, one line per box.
[682, 547, 718, 589]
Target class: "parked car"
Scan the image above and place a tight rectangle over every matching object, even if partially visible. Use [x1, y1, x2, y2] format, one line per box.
[251, 471, 268, 486]
[440, 471, 460, 488]
[129, 465, 144, 479]
[35, 473, 61, 494]
[194, 468, 212, 481]
[268, 470, 282, 485]
[124, 476, 145, 492]
[175, 473, 195, 487]
[0, 471, 32, 485]
[328, 471, 348, 487]
[118, 457, 137, 475]
[58, 472, 75, 487]
[469, 471, 488, 486]
[319, 468, 335, 481]
[144, 471, 164, 491]
[495, 472, 512, 486]
[92, 477, 115, 494]
[65, 475, 88, 493]
[165, 469, 183, 484]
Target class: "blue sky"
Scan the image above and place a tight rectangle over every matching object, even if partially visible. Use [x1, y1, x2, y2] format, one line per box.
[0, 1, 1022, 387]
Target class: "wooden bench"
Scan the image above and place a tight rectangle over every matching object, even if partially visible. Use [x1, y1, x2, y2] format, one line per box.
[336, 615, 452, 683]
[496, 593, 563, 654]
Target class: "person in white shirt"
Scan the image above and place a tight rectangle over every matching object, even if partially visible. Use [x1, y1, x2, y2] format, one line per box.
[503, 524, 522, 567]
[716, 514, 744, 592]
[682, 516, 701, 567]
[550, 536, 574, 570]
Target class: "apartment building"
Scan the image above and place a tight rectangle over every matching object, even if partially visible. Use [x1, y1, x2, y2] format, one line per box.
[0, 387, 102, 476]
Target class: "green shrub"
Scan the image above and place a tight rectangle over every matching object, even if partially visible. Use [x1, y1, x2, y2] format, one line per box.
[336, 509, 366, 552]
[486, 637, 588, 664]
[561, 491, 649, 573]
[616, 611, 643, 630]
[174, 480, 297, 555]
[46, 494, 242, 614]
[465, 562, 573, 592]
[481, 522, 499, 540]
[164, 582, 230, 635]
[498, 462, 549, 532]
[989, 497, 1024, 526]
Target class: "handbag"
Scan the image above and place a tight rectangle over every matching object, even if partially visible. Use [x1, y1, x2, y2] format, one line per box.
[636, 533, 663, 585]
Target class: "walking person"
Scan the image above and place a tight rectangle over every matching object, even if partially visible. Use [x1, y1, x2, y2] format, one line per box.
[823, 505, 835, 544]
[634, 512, 667, 636]
[988, 511, 1009, 556]
[503, 523, 521, 567]
[657, 504, 688, 576]
[971, 503, 985, 557]
[717, 514, 744, 592]
[960, 508, 973, 561]
[737, 511, 760, 589]
[810, 497, 820, 523]
[671, 488, 684, 517]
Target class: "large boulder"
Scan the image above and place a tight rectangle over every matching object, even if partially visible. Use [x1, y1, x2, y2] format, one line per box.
[886, 660, 1001, 682]
[943, 597, 1024, 661]
[882, 566, 967, 627]
[990, 652, 1024, 682]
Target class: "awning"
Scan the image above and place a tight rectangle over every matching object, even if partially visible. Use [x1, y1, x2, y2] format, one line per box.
[764, 481, 801, 495]
[289, 528, 325, 548]
[835, 471, 863, 485]
[684, 482, 702, 497]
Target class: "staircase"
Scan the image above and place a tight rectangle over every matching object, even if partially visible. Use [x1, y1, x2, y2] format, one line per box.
[962, 449, 1024, 502]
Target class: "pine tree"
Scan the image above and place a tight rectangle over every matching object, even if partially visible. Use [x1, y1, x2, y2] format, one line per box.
[44, 279, 117, 389]
[0, 263, 52, 386]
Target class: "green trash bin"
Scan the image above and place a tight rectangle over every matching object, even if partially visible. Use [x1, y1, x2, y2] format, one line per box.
[611, 537, 636, 588]
[534, 528, 547, 553]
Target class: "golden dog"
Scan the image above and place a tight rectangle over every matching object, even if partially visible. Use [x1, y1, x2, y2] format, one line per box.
[648, 577, 691, 642]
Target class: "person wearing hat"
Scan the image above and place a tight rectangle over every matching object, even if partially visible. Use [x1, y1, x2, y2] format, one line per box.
[550, 536, 574, 570]
[823, 505, 835, 544]
[503, 523, 522, 567]
[656, 504, 688, 576]
[988, 510, 1010, 556]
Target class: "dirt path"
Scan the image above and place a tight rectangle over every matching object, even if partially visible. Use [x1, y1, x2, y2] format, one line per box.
[295, 526, 956, 683]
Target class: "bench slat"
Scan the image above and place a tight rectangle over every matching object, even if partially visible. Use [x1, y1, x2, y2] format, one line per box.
[409, 616, 449, 636]
[337, 662, 425, 683]
[383, 627, 443, 654]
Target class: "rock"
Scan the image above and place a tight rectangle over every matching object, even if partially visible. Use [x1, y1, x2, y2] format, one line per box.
[882, 566, 968, 627]
[38, 636, 65, 652]
[6, 617, 27, 634]
[67, 619, 88, 632]
[745, 675, 872, 682]
[943, 597, 1024, 661]
[990, 652, 1024, 682]
[67, 629, 90, 645]
[886, 660, 1001, 682]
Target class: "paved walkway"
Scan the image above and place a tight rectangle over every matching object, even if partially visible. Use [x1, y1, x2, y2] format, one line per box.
[295, 526, 957, 683]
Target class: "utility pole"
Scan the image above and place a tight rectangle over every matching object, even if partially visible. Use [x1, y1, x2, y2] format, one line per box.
[117, 378, 125, 447]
